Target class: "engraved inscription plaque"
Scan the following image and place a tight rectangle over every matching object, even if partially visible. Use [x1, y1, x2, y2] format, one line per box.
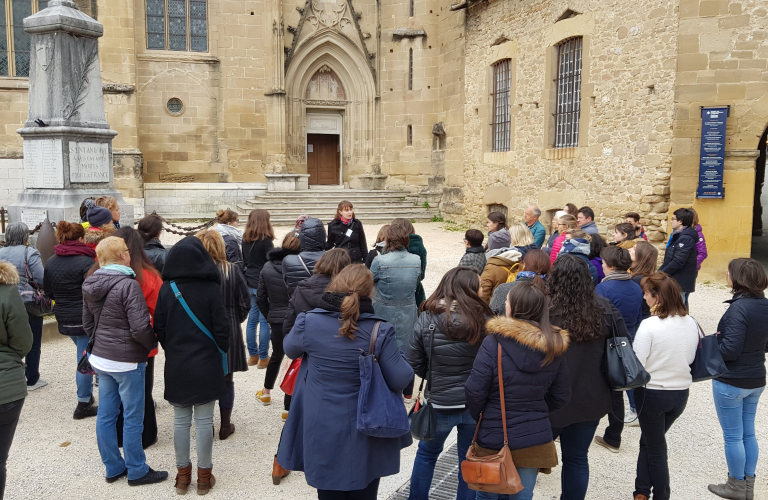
[69, 142, 110, 183]
[21, 209, 47, 228]
[23, 139, 64, 189]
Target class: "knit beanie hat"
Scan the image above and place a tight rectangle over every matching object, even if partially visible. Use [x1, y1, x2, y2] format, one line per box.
[85, 199, 113, 228]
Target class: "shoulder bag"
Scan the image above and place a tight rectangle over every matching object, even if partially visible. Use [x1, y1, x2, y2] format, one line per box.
[605, 312, 651, 390]
[77, 298, 107, 376]
[462, 342, 524, 494]
[20, 247, 53, 317]
[357, 320, 411, 438]
[171, 281, 229, 376]
[690, 317, 728, 382]
[408, 323, 437, 440]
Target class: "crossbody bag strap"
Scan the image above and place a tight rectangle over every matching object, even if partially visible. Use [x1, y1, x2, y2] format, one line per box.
[368, 320, 382, 357]
[297, 255, 311, 277]
[497, 342, 509, 446]
[425, 323, 435, 396]
[171, 281, 226, 359]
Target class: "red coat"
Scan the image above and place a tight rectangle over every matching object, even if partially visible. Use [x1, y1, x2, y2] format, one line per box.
[141, 269, 162, 357]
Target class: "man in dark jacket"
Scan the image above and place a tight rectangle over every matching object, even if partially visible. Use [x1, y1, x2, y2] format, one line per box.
[283, 217, 326, 297]
[659, 208, 699, 309]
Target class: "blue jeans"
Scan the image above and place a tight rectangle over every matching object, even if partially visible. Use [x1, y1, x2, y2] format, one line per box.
[552, 420, 601, 500]
[712, 380, 765, 480]
[408, 408, 476, 500]
[246, 287, 270, 358]
[72, 336, 94, 403]
[95, 363, 148, 480]
[474, 467, 538, 500]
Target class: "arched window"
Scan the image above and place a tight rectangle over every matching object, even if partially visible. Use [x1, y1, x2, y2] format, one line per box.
[554, 37, 583, 148]
[147, 0, 208, 52]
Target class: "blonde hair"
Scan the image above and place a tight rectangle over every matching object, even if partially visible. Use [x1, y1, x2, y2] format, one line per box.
[95, 237, 128, 267]
[196, 229, 227, 263]
[508, 223, 534, 247]
[558, 214, 578, 230]
[95, 195, 119, 212]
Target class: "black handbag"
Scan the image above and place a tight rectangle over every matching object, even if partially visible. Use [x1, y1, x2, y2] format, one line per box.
[20, 247, 53, 317]
[690, 319, 728, 382]
[76, 335, 96, 376]
[605, 314, 651, 390]
[409, 323, 437, 441]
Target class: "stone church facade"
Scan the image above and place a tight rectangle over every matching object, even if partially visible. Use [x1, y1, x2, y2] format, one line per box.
[1, 0, 767, 278]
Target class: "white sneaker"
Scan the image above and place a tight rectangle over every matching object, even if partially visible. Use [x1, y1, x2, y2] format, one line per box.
[27, 379, 48, 391]
[624, 409, 639, 426]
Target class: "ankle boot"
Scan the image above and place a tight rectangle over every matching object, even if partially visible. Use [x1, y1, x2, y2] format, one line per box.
[708, 476, 747, 500]
[219, 409, 235, 440]
[174, 464, 192, 495]
[272, 456, 290, 485]
[746, 475, 755, 500]
[197, 467, 215, 495]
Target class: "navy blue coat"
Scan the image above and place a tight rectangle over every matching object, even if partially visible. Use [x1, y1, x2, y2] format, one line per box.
[465, 317, 571, 451]
[595, 275, 644, 336]
[277, 310, 414, 491]
[659, 226, 699, 292]
[716, 294, 768, 389]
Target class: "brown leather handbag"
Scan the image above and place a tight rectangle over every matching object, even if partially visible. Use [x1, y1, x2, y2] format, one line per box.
[461, 343, 524, 494]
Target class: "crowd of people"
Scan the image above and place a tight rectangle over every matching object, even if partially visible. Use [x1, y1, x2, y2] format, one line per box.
[0, 197, 766, 500]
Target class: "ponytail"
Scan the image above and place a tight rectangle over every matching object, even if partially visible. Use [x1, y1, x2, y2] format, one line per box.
[338, 292, 361, 339]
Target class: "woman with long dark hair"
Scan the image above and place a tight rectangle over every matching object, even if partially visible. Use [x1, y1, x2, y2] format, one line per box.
[465, 282, 570, 500]
[588, 233, 608, 283]
[485, 211, 511, 254]
[629, 241, 659, 321]
[407, 267, 492, 500]
[326, 201, 368, 263]
[489, 249, 550, 316]
[242, 209, 275, 368]
[136, 214, 168, 273]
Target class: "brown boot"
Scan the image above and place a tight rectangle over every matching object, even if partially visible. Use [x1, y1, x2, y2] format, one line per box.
[634, 495, 648, 500]
[197, 467, 216, 495]
[219, 408, 235, 440]
[175, 464, 192, 495]
[247, 355, 259, 366]
[257, 357, 270, 369]
[272, 456, 290, 485]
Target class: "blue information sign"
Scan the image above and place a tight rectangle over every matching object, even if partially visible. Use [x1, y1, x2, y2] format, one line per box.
[696, 106, 729, 199]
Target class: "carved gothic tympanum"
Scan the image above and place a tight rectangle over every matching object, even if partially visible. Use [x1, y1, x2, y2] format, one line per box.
[305, 67, 347, 101]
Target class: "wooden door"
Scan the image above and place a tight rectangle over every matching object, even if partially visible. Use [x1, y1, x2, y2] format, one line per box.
[307, 134, 340, 185]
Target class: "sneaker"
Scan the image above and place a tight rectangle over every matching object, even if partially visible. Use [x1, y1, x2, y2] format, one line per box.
[248, 355, 259, 366]
[73, 397, 98, 420]
[257, 357, 270, 369]
[106, 469, 128, 483]
[625, 409, 640, 427]
[594, 436, 620, 453]
[128, 467, 169, 486]
[281, 411, 289, 422]
[27, 379, 48, 391]
[403, 395, 413, 405]
[256, 390, 272, 406]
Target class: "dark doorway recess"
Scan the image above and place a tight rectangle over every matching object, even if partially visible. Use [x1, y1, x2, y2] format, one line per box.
[750, 127, 768, 271]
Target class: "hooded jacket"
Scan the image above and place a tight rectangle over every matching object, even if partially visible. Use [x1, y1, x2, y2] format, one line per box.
[283, 217, 326, 296]
[0, 261, 33, 406]
[479, 248, 522, 302]
[154, 236, 230, 406]
[259, 246, 302, 323]
[408, 234, 428, 304]
[83, 225, 114, 249]
[486, 229, 511, 254]
[465, 317, 570, 451]
[283, 272, 332, 335]
[660, 226, 699, 293]
[326, 218, 368, 264]
[143, 239, 168, 274]
[82, 268, 156, 363]
[716, 294, 768, 389]
[43, 244, 95, 336]
[558, 238, 599, 284]
[215, 224, 245, 272]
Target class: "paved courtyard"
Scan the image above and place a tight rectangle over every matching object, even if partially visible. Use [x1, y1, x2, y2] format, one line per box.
[5, 222, 767, 499]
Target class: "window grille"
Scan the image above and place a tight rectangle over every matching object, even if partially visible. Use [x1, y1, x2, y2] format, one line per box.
[554, 37, 582, 148]
[409, 0, 414, 17]
[1, 0, 48, 77]
[408, 48, 413, 90]
[407, 125, 412, 146]
[491, 59, 511, 152]
[146, 0, 207, 52]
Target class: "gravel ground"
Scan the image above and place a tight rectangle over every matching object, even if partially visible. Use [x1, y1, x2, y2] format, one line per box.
[5, 221, 767, 499]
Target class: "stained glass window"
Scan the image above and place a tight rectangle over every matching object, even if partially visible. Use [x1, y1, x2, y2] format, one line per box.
[11, 0, 32, 77]
[189, 0, 206, 52]
[1, 0, 46, 77]
[146, 0, 165, 49]
[0, 2, 7, 76]
[147, 0, 207, 52]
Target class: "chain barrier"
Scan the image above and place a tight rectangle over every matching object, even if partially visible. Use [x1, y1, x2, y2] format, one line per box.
[140, 211, 217, 237]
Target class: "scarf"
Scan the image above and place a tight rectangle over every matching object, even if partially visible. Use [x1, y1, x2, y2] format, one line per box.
[216, 223, 243, 245]
[601, 270, 632, 283]
[340, 216, 352, 225]
[54, 240, 96, 258]
[102, 264, 136, 277]
[321, 292, 375, 315]
[516, 271, 546, 281]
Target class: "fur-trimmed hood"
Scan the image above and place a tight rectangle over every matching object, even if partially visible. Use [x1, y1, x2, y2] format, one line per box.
[486, 316, 569, 372]
[83, 224, 115, 248]
[0, 260, 19, 285]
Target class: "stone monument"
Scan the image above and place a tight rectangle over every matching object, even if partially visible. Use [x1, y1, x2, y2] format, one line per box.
[8, 0, 133, 229]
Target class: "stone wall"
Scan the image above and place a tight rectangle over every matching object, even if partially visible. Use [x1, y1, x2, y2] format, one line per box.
[144, 182, 266, 219]
[461, 0, 678, 243]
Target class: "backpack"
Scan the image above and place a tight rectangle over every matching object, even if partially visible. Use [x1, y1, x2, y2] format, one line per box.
[505, 262, 521, 283]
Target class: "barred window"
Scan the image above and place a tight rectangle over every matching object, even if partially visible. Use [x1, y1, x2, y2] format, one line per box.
[408, 48, 413, 90]
[146, 0, 207, 52]
[409, 0, 414, 17]
[491, 59, 511, 152]
[1, 0, 48, 77]
[554, 37, 582, 148]
[407, 125, 412, 146]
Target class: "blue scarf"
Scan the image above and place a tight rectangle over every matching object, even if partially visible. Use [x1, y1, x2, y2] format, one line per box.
[516, 271, 546, 281]
[103, 264, 136, 277]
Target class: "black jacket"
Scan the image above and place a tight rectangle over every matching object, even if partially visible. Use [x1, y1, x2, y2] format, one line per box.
[716, 294, 768, 389]
[408, 234, 428, 305]
[548, 295, 624, 429]
[659, 226, 699, 292]
[222, 235, 245, 273]
[258, 247, 301, 323]
[465, 317, 570, 451]
[283, 273, 332, 335]
[407, 309, 484, 409]
[364, 245, 384, 269]
[143, 239, 168, 274]
[326, 218, 368, 264]
[283, 217, 326, 296]
[43, 252, 94, 336]
[242, 238, 274, 289]
[154, 236, 230, 406]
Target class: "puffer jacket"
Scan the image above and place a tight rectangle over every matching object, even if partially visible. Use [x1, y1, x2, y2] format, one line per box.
[595, 272, 644, 336]
[43, 244, 95, 336]
[82, 268, 156, 362]
[283, 273, 332, 335]
[660, 226, 699, 292]
[326, 218, 368, 264]
[694, 224, 708, 271]
[258, 247, 301, 323]
[0, 244, 44, 298]
[408, 234, 428, 305]
[215, 223, 245, 272]
[407, 307, 486, 409]
[143, 239, 168, 274]
[283, 217, 326, 296]
[716, 294, 768, 389]
[486, 229, 511, 254]
[479, 248, 522, 302]
[0, 261, 33, 406]
[465, 317, 570, 451]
